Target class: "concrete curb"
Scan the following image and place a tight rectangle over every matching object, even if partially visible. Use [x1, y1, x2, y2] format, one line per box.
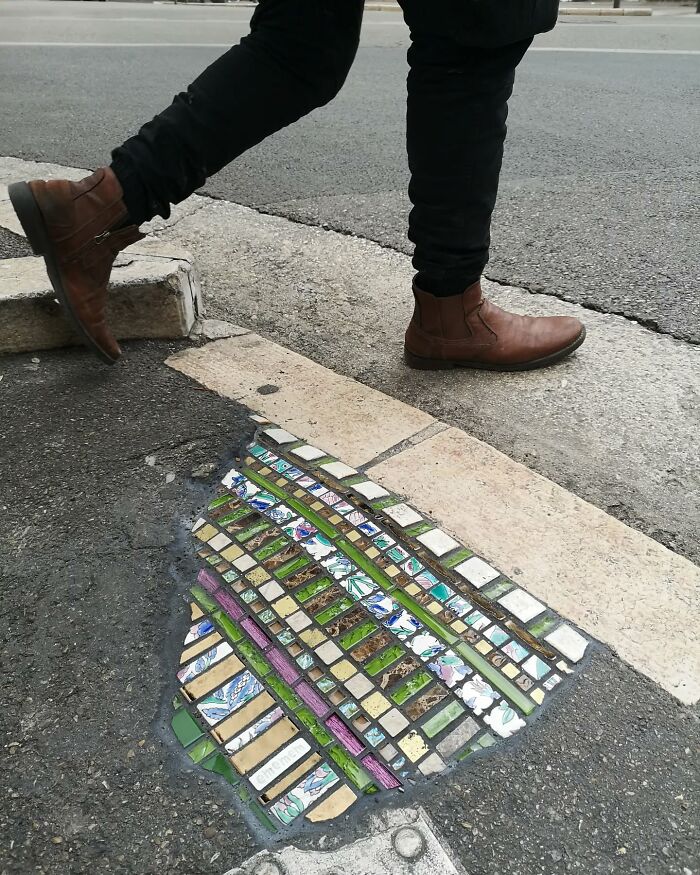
[0, 158, 204, 354]
[0, 242, 203, 354]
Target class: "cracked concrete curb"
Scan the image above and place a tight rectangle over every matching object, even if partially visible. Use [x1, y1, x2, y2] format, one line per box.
[0, 157, 205, 354]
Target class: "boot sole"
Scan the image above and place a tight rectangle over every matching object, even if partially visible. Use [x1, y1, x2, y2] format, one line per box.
[8, 181, 119, 365]
[404, 327, 587, 372]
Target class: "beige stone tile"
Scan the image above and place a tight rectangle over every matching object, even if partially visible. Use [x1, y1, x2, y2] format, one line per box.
[305, 785, 358, 822]
[166, 334, 434, 466]
[259, 754, 322, 804]
[183, 653, 244, 700]
[179, 632, 221, 665]
[230, 718, 299, 774]
[212, 692, 275, 744]
[368, 427, 700, 704]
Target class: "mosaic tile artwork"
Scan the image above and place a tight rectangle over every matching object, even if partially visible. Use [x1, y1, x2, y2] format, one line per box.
[172, 419, 590, 834]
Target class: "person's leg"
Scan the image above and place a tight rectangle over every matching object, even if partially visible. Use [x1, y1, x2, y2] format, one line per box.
[399, 6, 585, 370]
[9, 0, 363, 363]
[112, 0, 364, 224]
[405, 35, 531, 295]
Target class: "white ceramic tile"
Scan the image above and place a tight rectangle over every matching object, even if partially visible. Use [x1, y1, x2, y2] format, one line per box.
[192, 517, 206, 532]
[264, 427, 298, 444]
[454, 556, 499, 588]
[545, 624, 588, 662]
[416, 528, 460, 557]
[378, 708, 409, 737]
[498, 588, 545, 623]
[382, 503, 422, 527]
[291, 444, 326, 461]
[314, 641, 343, 665]
[379, 743, 398, 762]
[250, 414, 270, 424]
[288, 611, 312, 632]
[353, 480, 390, 500]
[249, 737, 311, 790]
[208, 532, 232, 552]
[233, 554, 257, 572]
[418, 753, 446, 776]
[259, 580, 285, 601]
[319, 461, 358, 479]
[345, 674, 374, 698]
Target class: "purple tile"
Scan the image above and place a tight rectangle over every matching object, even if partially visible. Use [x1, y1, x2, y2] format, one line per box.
[241, 618, 270, 649]
[296, 681, 328, 717]
[198, 568, 220, 594]
[361, 755, 401, 789]
[325, 715, 365, 756]
[267, 648, 301, 684]
[214, 589, 244, 620]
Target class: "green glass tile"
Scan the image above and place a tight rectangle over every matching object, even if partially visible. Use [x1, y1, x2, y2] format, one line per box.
[208, 494, 233, 511]
[391, 670, 432, 705]
[222, 569, 240, 584]
[274, 555, 311, 580]
[365, 645, 404, 676]
[171, 709, 203, 747]
[482, 580, 513, 600]
[236, 519, 273, 543]
[364, 784, 380, 795]
[338, 539, 396, 593]
[316, 597, 354, 624]
[218, 506, 256, 526]
[307, 456, 335, 467]
[429, 583, 453, 601]
[259, 609, 276, 625]
[403, 521, 435, 537]
[190, 585, 218, 613]
[370, 496, 397, 510]
[212, 609, 244, 642]
[479, 732, 497, 748]
[339, 620, 377, 650]
[267, 674, 302, 710]
[236, 640, 272, 676]
[238, 786, 278, 832]
[454, 641, 535, 715]
[255, 536, 289, 562]
[341, 474, 366, 486]
[206, 554, 224, 566]
[442, 548, 474, 568]
[296, 708, 333, 746]
[327, 745, 373, 791]
[528, 614, 558, 638]
[187, 736, 217, 764]
[244, 468, 339, 540]
[296, 577, 333, 603]
[202, 752, 239, 786]
[172, 695, 182, 710]
[422, 700, 465, 739]
[457, 746, 475, 762]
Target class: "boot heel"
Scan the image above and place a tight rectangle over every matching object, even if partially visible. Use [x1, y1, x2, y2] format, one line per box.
[403, 348, 453, 370]
[8, 182, 49, 256]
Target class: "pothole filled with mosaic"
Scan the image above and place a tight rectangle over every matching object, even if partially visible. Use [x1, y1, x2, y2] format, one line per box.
[171, 420, 590, 833]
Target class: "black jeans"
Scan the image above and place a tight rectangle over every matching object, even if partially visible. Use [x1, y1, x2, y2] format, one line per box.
[111, 0, 549, 294]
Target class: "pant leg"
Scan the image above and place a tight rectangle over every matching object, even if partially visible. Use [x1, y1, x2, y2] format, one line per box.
[399, 2, 533, 295]
[111, 0, 363, 224]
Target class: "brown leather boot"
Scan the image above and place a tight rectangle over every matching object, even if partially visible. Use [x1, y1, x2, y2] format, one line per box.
[9, 167, 145, 364]
[404, 281, 585, 371]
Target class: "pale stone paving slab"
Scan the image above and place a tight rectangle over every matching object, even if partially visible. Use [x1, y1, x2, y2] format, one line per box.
[167, 334, 435, 467]
[367, 427, 700, 705]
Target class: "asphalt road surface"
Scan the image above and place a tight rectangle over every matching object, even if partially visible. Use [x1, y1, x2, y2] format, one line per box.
[0, 342, 698, 875]
[1, 1, 699, 341]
